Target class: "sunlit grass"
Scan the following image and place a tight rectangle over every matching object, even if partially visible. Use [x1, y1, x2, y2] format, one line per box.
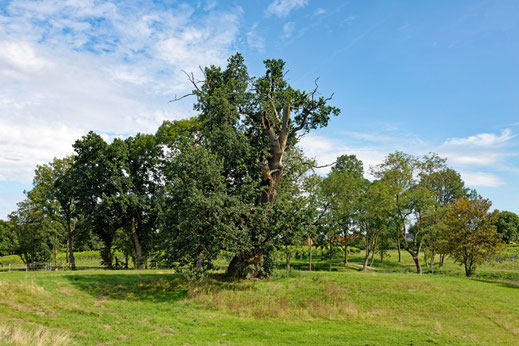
[0, 267, 518, 345]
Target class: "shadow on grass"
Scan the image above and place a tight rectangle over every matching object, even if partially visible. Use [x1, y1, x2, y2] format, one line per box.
[471, 278, 519, 289]
[64, 273, 188, 303]
[64, 272, 254, 303]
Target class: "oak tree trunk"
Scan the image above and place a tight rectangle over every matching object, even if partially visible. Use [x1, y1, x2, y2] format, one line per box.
[397, 237, 402, 262]
[430, 249, 435, 274]
[66, 218, 76, 270]
[362, 249, 370, 272]
[412, 255, 422, 274]
[131, 217, 144, 270]
[285, 246, 291, 271]
[226, 251, 262, 279]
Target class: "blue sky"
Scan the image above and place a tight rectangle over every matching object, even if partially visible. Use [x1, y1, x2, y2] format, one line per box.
[0, 0, 518, 218]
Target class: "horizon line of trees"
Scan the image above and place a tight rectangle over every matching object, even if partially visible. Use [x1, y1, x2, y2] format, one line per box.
[1, 53, 516, 278]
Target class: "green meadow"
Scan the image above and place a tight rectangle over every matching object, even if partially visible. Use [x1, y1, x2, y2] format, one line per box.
[1, 250, 518, 345]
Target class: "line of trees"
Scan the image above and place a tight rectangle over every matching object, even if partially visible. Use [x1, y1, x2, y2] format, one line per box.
[1, 54, 515, 278]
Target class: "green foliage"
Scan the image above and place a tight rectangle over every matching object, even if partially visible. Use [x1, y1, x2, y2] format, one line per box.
[160, 145, 245, 273]
[496, 210, 519, 244]
[0, 220, 16, 256]
[332, 154, 364, 179]
[191, 53, 339, 278]
[9, 199, 58, 264]
[71, 132, 161, 269]
[444, 196, 505, 276]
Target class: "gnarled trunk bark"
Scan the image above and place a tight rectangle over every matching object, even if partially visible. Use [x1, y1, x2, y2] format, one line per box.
[226, 109, 290, 280]
[101, 243, 113, 269]
[226, 251, 262, 279]
[412, 255, 422, 274]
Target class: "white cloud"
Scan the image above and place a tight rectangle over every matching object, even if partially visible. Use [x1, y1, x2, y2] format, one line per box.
[438, 151, 506, 166]
[0, 118, 83, 183]
[343, 131, 398, 143]
[344, 16, 356, 24]
[0, 41, 52, 77]
[204, 1, 217, 11]
[458, 171, 504, 187]
[314, 8, 326, 16]
[444, 128, 513, 146]
[299, 127, 516, 190]
[429, 128, 515, 188]
[266, 0, 308, 18]
[298, 134, 388, 177]
[247, 23, 265, 52]
[0, 1, 243, 217]
[282, 22, 295, 39]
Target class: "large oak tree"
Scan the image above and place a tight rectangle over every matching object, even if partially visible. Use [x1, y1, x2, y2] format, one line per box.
[190, 53, 339, 278]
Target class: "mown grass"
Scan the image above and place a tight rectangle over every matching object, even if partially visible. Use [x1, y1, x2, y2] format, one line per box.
[0, 268, 518, 345]
[281, 247, 519, 283]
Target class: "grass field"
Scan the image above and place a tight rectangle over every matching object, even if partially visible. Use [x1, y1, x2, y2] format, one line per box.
[0, 249, 518, 345]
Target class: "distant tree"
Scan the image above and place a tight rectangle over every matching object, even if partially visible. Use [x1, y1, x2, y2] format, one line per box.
[271, 148, 321, 272]
[374, 152, 430, 273]
[496, 211, 519, 244]
[0, 220, 16, 256]
[71, 132, 118, 268]
[155, 118, 201, 149]
[418, 154, 468, 270]
[29, 156, 84, 269]
[71, 132, 161, 269]
[444, 196, 504, 277]
[356, 180, 391, 271]
[321, 154, 366, 268]
[419, 154, 467, 205]
[9, 199, 58, 265]
[159, 145, 243, 275]
[332, 154, 364, 179]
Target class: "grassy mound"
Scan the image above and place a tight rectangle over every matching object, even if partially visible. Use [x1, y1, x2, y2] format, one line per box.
[0, 269, 518, 345]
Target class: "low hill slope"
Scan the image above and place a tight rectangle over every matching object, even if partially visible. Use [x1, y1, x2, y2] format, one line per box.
[0, 270, 518, 345]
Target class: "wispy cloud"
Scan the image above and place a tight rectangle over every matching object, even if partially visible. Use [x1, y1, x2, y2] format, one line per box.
[457, 171, 504, 187]
[266, 0, 308, 18]
[0, 0, 243, 218]
[299, 127, 517, 189]
[313, 8, 326, 16]
[344, 15, 356, 24]
[246, 23, 265, 52]
[298, 134, 391, 177]
[282, 22, 296, 39]
[444, 128, 513, 146]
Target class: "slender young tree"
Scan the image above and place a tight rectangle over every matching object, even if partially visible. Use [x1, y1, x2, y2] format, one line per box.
[357, 180, 391, 271]
[321, 154, 366, 267]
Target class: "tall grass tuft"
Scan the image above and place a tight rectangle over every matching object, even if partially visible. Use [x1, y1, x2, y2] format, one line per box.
[0, 324, 72, 346]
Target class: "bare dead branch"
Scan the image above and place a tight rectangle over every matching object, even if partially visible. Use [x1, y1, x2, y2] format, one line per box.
[313, 162, 336, 169]
[169, 93, 194, 103]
